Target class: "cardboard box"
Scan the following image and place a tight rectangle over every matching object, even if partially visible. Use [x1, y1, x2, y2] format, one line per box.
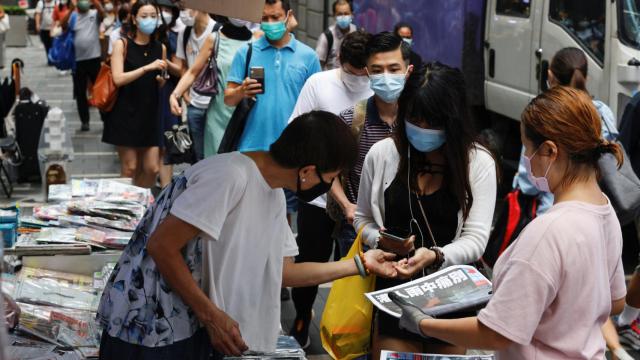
[183, 0, 264, 23]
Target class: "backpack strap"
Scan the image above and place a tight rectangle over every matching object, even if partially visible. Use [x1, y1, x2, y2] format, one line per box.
[323, 28, 333, 66]
[244, 42, 253, 78]
[182, 25, 192, 59]
[212, 22, 222, 32]
[351, 99, 367, 142]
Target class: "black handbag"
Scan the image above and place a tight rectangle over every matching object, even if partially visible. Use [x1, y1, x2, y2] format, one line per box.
[218, 43, 254, 154]
[164, 122, 196, 165]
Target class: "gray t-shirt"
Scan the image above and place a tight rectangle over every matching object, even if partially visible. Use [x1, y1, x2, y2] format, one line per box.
[35, 0, 56, 30]
[73, 9, 101, 61]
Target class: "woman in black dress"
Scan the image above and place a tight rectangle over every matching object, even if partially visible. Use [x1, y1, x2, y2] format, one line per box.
[104, 0, 167, 188]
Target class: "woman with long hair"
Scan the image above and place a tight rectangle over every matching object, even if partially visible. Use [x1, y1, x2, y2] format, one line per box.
[169, 16, 254, 157]
[102, 0, 167, 187]
[354, 62, 498, 358]
[391, 86, 626, 360]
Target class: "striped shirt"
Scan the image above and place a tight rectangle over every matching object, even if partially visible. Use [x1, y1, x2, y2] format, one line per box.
[339, 96, 396, 204]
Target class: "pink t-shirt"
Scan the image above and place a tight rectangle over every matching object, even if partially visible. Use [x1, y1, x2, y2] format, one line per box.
[478, 200, 626, 359]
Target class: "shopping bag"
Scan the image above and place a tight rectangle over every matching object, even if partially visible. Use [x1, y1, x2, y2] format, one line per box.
[320, 228, 375, 360]
[48, 13, 77, 71]
[164, 122, 196, 165]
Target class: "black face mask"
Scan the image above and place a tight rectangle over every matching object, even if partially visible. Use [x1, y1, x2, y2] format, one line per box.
[296, 167, 334, 203]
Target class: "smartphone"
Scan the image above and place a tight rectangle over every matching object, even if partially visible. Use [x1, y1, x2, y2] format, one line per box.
[249, 66, 265, 94]
[379, 228, 411, 242]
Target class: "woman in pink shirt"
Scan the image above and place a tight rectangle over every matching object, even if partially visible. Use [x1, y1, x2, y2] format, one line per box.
[391, 86, 627, 359]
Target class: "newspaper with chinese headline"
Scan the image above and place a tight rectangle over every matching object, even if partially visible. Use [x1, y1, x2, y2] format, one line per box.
[366, 265, 492, 318]
[381, 350, 495, 360]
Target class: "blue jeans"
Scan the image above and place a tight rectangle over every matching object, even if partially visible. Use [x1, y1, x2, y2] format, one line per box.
[336, 218, 357, 257]
[187, 105, 207, 161]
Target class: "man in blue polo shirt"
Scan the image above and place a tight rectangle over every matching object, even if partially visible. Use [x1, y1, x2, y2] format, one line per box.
[224, 0, 321, 153]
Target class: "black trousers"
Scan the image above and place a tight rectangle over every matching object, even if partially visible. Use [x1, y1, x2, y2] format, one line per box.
[99, 329, 221, 360]
[292, 201, 336, 319]
[73, 57, 101, 125]
[39, 30, 53, 64]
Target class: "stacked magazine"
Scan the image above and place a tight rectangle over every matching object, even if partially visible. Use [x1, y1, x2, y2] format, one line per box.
[381, 350, 494, 360]
[366, 265, 493, 318]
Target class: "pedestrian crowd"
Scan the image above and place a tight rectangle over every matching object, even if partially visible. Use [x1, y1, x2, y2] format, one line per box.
[26, 0, 640, 359]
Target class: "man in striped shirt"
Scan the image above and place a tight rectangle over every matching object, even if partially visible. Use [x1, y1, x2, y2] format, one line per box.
[332, 32, 413, 255]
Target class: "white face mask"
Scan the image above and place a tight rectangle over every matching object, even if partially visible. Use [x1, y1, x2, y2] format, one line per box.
[341, 68, 370, 93]
[104, 3, 113, 12]
[228, 18, 250, 28]
[179, 10, 195, 26]
[162, 11, 173, 25]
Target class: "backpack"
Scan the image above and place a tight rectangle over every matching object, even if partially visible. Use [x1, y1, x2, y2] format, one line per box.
[48, 12, 77, 71]
[481, 189, 538, 269]
[325, 100, 367, 221]
[182, 22, 223, 63]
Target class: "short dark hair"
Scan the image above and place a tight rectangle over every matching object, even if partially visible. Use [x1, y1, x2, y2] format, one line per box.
[340, 30, 371, 69]
[332, 0, 352, 15]
[270, 111, 357, 173]
[367, 31, 411, 63]
[265, 0, 291, 13]
[394, 22, 414, 37]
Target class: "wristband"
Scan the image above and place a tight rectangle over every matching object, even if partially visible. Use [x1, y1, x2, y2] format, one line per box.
[427, 246, 445, 271]
[354, 254, 367, 278]
[359, 251, 370, 275]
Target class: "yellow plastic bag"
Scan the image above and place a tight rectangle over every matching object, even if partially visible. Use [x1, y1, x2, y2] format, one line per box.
[320, 229, 375, 360]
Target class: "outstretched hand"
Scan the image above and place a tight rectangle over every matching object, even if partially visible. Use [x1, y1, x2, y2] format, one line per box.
[363, 249, 398, 278]
[394, 248, 436, 279]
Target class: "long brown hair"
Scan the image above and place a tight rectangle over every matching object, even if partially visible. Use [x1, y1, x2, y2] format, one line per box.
[550, 47, 588, 91]
[394, 62, 488, 220]
[522, 86, 623, 186]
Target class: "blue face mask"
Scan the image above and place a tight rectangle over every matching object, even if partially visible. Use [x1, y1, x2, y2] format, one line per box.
[405, 120, 446, 153]
[137, 17, 157, 35]
[261, 15, 288, 41]
[402, 37, 413, 47]
[336, 15, 352, 29]
[369, 71, 407, 103]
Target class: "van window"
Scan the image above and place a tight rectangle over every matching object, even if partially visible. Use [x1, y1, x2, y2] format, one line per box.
[496, 0, 531, 18]
[549, 0, 605, 63]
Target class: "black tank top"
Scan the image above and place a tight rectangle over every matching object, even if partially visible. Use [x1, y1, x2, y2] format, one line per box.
[376, 173, 460, 290]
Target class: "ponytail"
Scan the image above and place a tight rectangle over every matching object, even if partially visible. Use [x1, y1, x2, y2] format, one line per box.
[570, 68, 587, 91]
[550, 47, 589, 92]
[600, 141, 624, 169]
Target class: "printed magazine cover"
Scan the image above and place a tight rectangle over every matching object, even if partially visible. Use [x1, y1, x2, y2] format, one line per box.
[381, 350, 495, 360]
[366, 265, 492, 318]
